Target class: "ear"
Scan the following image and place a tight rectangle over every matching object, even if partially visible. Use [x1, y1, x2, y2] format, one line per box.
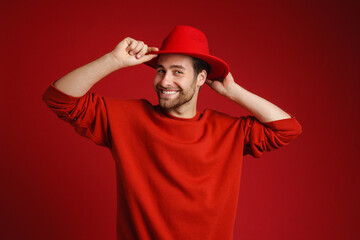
[196, 70, 207, 87]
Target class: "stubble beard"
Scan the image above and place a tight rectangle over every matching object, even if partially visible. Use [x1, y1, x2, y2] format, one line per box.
[157, 80, 197, 110]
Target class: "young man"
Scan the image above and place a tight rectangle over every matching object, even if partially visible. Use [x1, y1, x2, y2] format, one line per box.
[43, 25, 301, 240]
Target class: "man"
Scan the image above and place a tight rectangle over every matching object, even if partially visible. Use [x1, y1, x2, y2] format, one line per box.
[43, 25, 301, 240]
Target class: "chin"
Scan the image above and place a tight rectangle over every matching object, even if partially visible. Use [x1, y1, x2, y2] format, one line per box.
[159, 99, 179, 110]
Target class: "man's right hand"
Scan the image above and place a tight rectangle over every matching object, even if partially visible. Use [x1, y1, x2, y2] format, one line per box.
[53, 37, 158, 97]
[110, 37, 159, 69]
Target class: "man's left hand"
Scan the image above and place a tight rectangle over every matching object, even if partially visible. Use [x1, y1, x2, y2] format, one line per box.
[205, 72, 237, 98]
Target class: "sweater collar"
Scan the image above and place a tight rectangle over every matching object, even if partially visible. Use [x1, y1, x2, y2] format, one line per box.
[156, 105, 202, 122]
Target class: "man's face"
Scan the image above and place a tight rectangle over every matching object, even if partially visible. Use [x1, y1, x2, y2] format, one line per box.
[153, 54, 200, 111]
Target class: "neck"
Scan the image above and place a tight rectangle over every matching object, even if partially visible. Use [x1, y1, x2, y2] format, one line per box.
[166, 104, 197, 119]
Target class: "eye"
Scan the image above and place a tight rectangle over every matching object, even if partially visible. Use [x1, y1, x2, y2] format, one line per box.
[174, 70, 183, 75]
[156, 69, 165, 74]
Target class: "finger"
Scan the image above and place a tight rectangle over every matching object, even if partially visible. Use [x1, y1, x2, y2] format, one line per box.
[136, 44, 148, 59]
[124, 37, 136, 51]
[130, 41, 145, 56]
[205, 79, 213, 86]
[126, 39, 140, 55]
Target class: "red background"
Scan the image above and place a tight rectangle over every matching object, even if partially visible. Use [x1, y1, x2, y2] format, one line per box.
[1, 0, 359, 239]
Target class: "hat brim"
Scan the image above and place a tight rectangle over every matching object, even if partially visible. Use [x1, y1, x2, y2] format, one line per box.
[144, 51, 229, 80]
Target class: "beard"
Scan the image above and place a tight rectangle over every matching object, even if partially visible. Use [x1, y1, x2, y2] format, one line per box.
[157, 80, 197, 110]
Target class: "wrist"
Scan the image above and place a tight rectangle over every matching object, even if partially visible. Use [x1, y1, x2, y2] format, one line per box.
[107, 52, 125, 70]
[225, 82, 244, 101]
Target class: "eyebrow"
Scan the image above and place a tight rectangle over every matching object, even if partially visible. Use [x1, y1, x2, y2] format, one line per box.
[156, 64, 186, 70]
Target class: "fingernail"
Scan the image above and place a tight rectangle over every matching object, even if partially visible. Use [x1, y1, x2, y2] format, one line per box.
[137, 54, 142, 58]
[129, 51, 134, 55]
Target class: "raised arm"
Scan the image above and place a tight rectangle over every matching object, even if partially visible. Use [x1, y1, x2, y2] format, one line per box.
[206, 73, 291, 123]
[54, 37, 159, 97]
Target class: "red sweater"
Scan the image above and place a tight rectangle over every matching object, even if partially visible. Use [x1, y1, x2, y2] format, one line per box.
[43, 83, 301, 240]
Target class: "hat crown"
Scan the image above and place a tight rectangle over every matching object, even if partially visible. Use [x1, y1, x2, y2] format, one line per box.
[160, 25, 210, 54]
[145, 25, 229, 80]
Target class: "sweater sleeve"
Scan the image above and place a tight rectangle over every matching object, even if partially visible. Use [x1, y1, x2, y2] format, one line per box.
[42, 81, 111, 148]
[242, 115, 302, 158]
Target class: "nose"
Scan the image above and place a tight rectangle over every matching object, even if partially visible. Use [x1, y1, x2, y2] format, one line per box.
[159, 72, 173, 88]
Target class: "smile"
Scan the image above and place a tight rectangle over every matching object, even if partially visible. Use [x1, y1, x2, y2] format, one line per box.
[160, 89, 180, 95]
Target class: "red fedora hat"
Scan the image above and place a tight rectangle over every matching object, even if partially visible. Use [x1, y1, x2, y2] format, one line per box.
[146, 25, 229, 80]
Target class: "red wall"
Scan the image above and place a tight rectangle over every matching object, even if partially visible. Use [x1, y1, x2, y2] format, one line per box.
[1, 0, 359, 239]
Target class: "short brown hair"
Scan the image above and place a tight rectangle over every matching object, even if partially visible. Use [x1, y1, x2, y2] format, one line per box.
[192, 57, 211, 78]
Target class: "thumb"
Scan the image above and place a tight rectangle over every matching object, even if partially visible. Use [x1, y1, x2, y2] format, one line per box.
[139, 53, 158, 63]
[140, 46, 159, 63]
[148, 47, 159, 52]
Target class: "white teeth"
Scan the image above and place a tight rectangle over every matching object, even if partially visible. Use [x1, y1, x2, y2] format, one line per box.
[162, 90, 178, 94]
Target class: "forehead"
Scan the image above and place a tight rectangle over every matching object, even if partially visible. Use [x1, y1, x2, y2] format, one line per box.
[157, 54, 193, 69]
